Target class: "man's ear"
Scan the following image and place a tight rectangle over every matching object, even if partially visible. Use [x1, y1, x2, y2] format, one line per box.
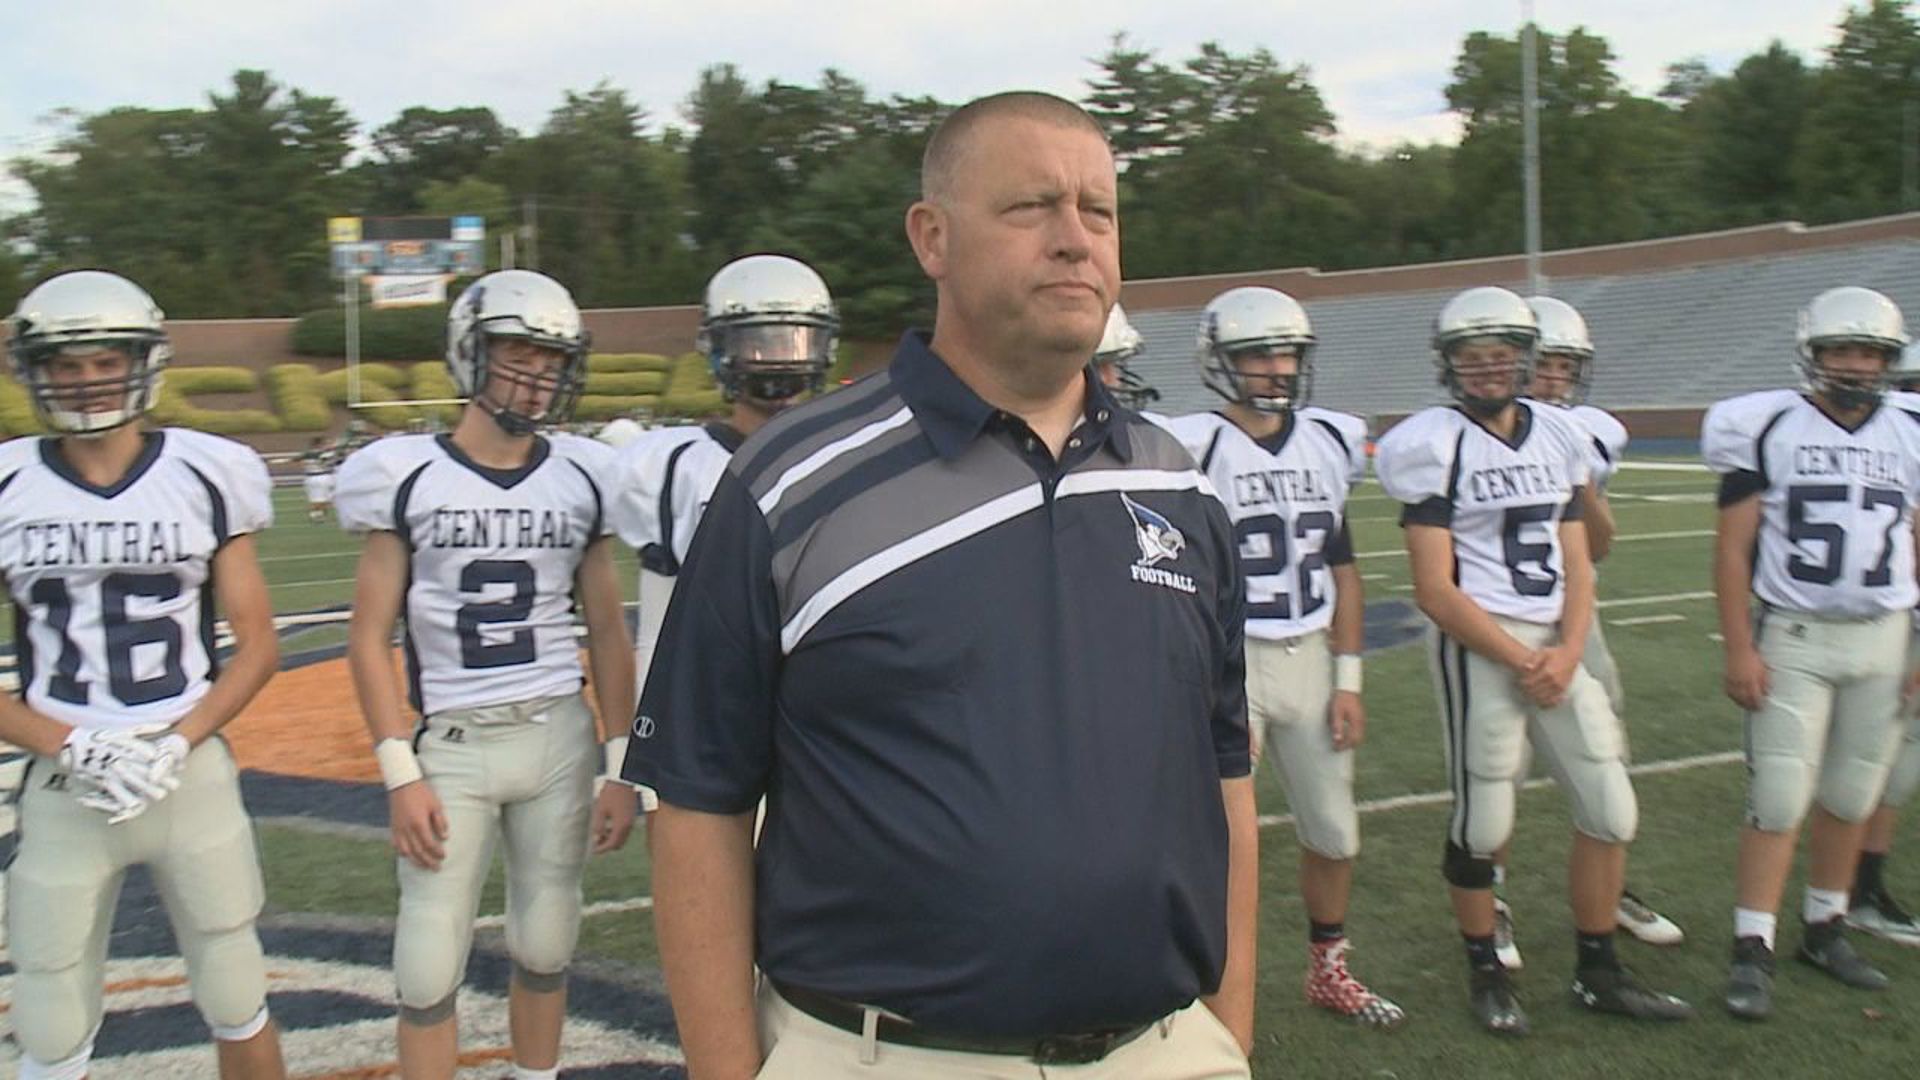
[905, 200, 947, 281]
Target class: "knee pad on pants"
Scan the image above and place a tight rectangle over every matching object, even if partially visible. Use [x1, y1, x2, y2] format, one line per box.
[1453, 775, 1517, 862]
[179, 921, 270, 1031]
[505, 871, 584, 977]
[1297, 806, 1360, 862]
[18, 1031, 95, 1080]
[1816, 754, 1896, 824]
[1568, 760, 1639, 844]
[394, 901, 474, 1010]
[1747, 751, 1817, 832]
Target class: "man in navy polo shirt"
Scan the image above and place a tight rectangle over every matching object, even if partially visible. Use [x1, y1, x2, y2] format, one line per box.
[626, 91, 1257, 1079]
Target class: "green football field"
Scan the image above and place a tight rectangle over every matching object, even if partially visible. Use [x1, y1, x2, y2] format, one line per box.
[198, 465, 1920, 1074]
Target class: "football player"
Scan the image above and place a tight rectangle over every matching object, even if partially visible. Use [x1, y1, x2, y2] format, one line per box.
[1704, 285, 1920, 1020]
[607, 253, 837, 774]
[299, 435, 337, 523]
[1850, 341, 1920, 947]
[338, 269, 638, 1080]
[1488, 297, 1685, 971]
[1091, 302, 1160, 412]
[0, 271, 287, 1079]
[1376, 285, 1691, 1035]
[1158, 286, 1402, 1028]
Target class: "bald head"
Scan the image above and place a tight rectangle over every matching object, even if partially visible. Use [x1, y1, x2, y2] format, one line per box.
[921, 91, 1110, 203]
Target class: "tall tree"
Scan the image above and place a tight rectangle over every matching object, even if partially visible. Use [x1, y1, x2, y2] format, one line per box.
[363, 106, 513, 213]
[1793, 0, 1920, 221]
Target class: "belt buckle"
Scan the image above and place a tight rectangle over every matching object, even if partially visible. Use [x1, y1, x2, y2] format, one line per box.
[1031, 1032, 1115, 1065]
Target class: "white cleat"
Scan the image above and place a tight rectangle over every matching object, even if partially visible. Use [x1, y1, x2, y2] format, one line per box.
[1847, 889, 1920, 948]
[1617, 890, 1684, 946]
[1494, 896, 1523, 970]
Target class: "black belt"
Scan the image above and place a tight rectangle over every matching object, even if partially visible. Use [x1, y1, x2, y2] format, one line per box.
[771, 980, 1158, 1065]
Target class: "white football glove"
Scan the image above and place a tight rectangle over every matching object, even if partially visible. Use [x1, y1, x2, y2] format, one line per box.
[59, 727, 172, 824]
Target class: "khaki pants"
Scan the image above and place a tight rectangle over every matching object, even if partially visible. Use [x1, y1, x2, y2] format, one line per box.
[6, 737, 269, 1063]
[1881, 630, 1920, 808]
[1247, 631, 1358, 860]
[753, 981, 1249, 1079]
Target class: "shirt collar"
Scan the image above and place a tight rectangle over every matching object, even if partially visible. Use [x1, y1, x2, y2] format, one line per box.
[890, 330, 1132, 464]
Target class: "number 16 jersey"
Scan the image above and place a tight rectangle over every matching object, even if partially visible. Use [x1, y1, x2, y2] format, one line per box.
[335, 432, 614, 716]
[1702, 388, 1920, 618]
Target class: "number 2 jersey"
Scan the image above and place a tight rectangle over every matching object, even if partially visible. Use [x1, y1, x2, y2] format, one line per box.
[335, 432, 615, 716]
[605, 422, 742, 687]
[1703, 388, 1920, 618]
[1156, 408, 1366, 640]
[1376, 402, 1591, 625]
[0, 429, 272, 732]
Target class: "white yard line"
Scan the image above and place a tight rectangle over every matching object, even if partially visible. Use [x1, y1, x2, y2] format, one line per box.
[1609, 613, 1687, 627]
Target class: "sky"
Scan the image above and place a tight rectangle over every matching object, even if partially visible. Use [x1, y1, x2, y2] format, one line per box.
[0, 0, 1853, 208]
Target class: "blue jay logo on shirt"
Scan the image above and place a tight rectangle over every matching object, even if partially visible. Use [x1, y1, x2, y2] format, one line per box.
[1122, 493, 1197, 594]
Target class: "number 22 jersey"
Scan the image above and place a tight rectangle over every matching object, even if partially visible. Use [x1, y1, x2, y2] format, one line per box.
[1376, 402, 1590, 625]
[1703, 388, 1920, 618]
[0, 429, 272, 732]
[335, 432, 615, 716]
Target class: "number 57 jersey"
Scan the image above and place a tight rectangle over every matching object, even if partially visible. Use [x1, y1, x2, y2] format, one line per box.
[1703, 388, 1920, 617]
[335, 432, 614, 716]
[0, 429, 272, 732]
[1375, 403, 1591, 625]
[1157, 408, 1368, 640]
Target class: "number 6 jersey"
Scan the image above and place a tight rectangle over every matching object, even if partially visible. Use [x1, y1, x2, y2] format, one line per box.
[335, 432, 614, 716]
[1703, 388, 1920, 617]
[0, 429, 272, 732]
[1375, 402, 1590, 625]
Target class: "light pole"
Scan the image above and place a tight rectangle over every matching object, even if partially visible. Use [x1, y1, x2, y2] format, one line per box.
[1522, 0, 1544, 294]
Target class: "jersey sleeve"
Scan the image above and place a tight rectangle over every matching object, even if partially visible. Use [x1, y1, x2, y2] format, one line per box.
[1573, 406, 1629, 488]
[1374, 410, 1457, 507]
[169, 429, 274, 537]
[1154, 413, 1222, 467]
[551, 434, 617, 540]
[1702, 391, 1796, 475]
[1540, 407, 1593, 492]
[607, 431, 700, 570]
[1305, 407, 1370, 483]
[334, 439, 411, 534]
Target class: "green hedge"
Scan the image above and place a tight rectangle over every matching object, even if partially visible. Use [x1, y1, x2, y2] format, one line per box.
[292, 303, 451, 361]
[0, 380, 42, 436]
[658, 351, 727, 417]
[149, 367, 281, 434]
[265, 365, 334, 431]
[590, 353, 675, 374]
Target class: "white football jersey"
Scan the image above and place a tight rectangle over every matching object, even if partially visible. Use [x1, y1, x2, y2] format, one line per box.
[606, 422, 742, 685]
[1703, 389, 1920, 618]
[1567, 404, 1629, 489]
[1158, 408, 1366, 639]
[336, 432, 615, 716]
[1377, 403, 1591, 625]
[0, 430, 273, 731]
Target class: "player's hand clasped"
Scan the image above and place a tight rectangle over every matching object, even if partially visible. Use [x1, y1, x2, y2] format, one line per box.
[1515, 645, 1581, 708]
[60, 727, 189, 824]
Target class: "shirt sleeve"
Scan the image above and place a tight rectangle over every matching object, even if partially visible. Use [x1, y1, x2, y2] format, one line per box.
[621, 466, 783, 812]
[1207, 502, 1251, 779]
[333, 444, 397, 534]
[223, 447, 274, 536]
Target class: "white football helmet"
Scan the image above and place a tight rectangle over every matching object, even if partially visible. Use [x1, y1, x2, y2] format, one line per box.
[446, 270, 589, 435]
[1526, 295, 1594, 406]
[1893, 340, 1920, 393]
[1796, 286, 1907, 409]
[1197, 287, 1316, 412]
[1432, 286, 1538, 416]
[8, 270, 170, 436]
[698, 254, 838, 407]
[1093, 303, 1157, 410]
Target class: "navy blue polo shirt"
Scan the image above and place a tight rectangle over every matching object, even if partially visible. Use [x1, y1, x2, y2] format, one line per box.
[626, 331, 1249, 1039]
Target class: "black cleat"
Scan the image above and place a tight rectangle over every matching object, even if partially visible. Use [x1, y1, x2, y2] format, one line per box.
[1799, 916, 1890, 990]
[1572, 964, 1694, 1021]
[1469, 964, 1529, 1036]
[1725, 936, 1775, 1021]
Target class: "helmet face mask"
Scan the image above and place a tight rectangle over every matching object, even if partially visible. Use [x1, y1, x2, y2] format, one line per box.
[700, 255, 839, 410]
[1198, 287, 1316, 414]
[447, 271, 590, 436]
[8, 271, 171, 437]
[1093, 302, 1157, 410]
[1528, 350, 1590, 407]
[1795, 287, 1909, 413]
[1433, 287, 1539, 418]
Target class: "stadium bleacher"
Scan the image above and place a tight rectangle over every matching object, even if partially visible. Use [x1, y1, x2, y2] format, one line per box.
[1128, 239, 1920, 421]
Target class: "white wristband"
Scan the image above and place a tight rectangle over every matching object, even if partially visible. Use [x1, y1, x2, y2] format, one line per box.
[1334, 654, 1364, 695]
[602, 736, 635, 787]
[374, 738, 423, 791]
